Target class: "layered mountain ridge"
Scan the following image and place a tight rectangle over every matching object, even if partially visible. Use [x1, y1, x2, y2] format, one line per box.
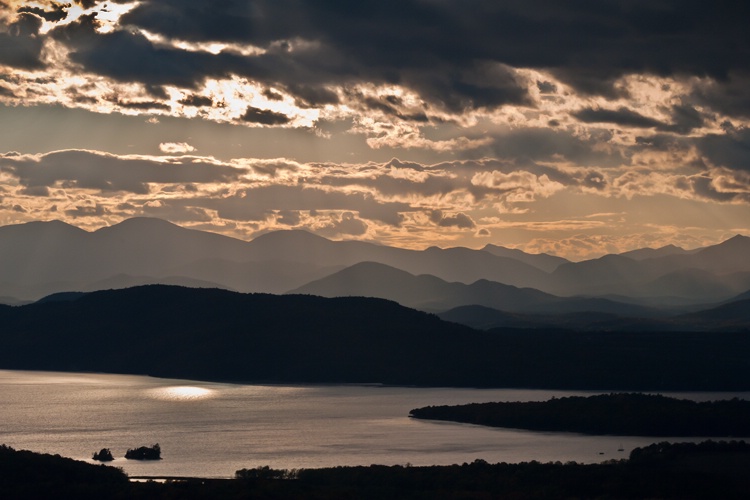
[1, 218, 749, 331]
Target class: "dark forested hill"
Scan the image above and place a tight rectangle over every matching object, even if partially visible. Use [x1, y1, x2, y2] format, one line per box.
[410, 393, 750, 436]
[1, 285, 750, 390]
[3, 441, 750, 499]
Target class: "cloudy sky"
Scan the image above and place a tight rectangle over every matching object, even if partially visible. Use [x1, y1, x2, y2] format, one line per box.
[1, 1, 749, 259]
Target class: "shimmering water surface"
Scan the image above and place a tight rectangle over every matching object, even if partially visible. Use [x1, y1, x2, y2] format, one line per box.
[0, 370, 745, 478]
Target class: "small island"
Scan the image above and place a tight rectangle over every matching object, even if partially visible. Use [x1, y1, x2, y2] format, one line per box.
[91, 448, 114, 462]
[124, 443, 161, 460]
[410, 393, 750, 436]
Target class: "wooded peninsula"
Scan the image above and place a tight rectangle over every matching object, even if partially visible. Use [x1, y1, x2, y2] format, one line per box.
[410, 393, 750, 436]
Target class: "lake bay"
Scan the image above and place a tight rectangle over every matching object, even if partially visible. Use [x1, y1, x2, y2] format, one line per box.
[1, 370, 746, 478]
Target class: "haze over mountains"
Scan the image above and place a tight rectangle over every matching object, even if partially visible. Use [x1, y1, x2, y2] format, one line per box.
[1, 217, 749, 329]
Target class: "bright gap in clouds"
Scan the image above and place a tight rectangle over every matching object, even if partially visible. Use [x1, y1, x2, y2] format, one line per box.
[30, 1, 140, 34]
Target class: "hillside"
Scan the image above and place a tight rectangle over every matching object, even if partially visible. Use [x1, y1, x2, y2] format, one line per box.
[1, 285, 749, 390]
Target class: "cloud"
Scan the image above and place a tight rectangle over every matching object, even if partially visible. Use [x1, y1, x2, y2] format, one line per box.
[0, 149, 245, 194]
[487, 128, 625, 167]
[275, 209, 301, 226]
[109, 1, 750, 101]
[574, 104, 704, 134]
[0, 13, 45, 69]
[240, 106, 291, 125]
[574, 107, 665, 129]
[159, 142, 197, 154]
[429, 209, 476, 229]
[179, 94, 214, 107]
[691, 72, 750, 119]
[65, 202, 108, 218]
[316, 211, 369, 237]
[17, 185, 50, 196]
[698, 127, 750, 172]
[177, 184, 410, 226]
[472, 171, 565, 202]
[49, 4, 533, 112]
[17, 4, 67, 23]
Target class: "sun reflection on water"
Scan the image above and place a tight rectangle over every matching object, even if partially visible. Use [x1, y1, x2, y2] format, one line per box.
[148, 386, 216, 401]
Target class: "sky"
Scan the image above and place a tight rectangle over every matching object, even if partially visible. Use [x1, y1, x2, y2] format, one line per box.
[0, 1, 749, 260]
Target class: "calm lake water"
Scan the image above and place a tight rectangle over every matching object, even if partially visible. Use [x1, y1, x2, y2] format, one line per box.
[1, 370, 747, 478]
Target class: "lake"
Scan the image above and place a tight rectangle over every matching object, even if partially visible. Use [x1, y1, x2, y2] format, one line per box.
[0, 370, 747, 478]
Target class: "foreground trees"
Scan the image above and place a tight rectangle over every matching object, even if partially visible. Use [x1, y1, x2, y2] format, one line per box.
[2, 441, 750, 499]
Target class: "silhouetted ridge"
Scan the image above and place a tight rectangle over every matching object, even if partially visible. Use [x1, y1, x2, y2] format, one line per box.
[291, 261, 653, 316]
[35, 291, 88, 304]
[2, 285, 750, 389]
[481, 243, 569, 272]
[0, 219, 86, 237]
[619, 244, 689, 261]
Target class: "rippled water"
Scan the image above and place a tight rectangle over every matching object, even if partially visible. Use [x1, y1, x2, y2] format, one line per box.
[0, 370, 745, 478]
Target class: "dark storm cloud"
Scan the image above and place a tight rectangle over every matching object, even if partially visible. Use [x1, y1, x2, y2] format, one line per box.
[17, 4, 68, 22]
[0, 150, 245, 194]
[240, 106, 291, 125]
[536, 80, 557, 94]
[574, 105, 704, 134]
[114, 99, 171, 111]
[428, 209, 476, 229]
[698, 127, 750, 172]
[179, 94, 214, 107]
[50, 5, 531, 111]
[358, 95, 430, 122]
[0, 13, 45, 70]
[574, 107, 665, 129]
[285, 84, 340, 107]
[666, 104, 704, 134]
[50, 15, 228, 88]
[110, 0, 750, 101]
[691, 73, 750, 119]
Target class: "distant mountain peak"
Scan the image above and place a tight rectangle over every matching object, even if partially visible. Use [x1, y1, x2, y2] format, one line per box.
[723, 234, 749, 244]
[0, 219, 85, 233]
[695, 234, 750, 255]
[253, 228, 323, 239]
[618, 244, 688, 261]
[96, 217, 181, 233]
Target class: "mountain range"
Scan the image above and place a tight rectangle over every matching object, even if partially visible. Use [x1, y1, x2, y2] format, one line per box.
[1, 217, 749, 330]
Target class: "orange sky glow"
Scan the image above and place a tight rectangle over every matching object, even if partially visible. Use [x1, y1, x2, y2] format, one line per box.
[1, 1, 749, 260]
